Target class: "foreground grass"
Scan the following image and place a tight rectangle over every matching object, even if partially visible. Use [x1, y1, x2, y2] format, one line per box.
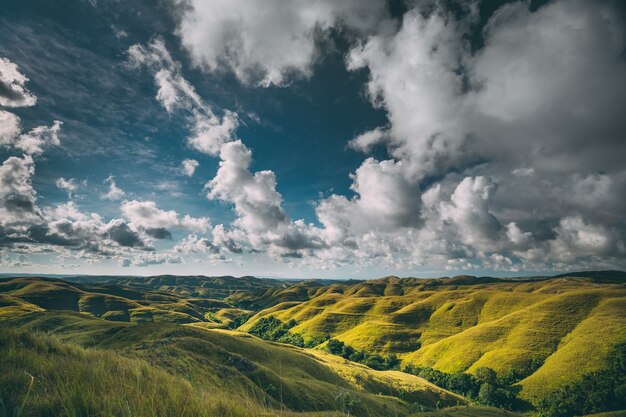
[0, 329, 269, 417]
[409, 405, 524, 417]
[0, 309, 464, 417]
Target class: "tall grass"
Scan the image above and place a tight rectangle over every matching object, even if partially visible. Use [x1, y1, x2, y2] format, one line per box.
[0, 330, 280, 417]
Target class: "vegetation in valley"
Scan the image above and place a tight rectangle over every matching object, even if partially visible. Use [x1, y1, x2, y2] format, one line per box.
[325, 338, 400, 371]
[0, 272, 625, 417]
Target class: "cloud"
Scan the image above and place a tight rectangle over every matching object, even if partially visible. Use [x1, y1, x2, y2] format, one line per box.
[127, 39, 238, 155]
[0, 59, 62, 155]
[308, 0, 626, 271]
[101, 175, 125, 201]
[173, 233, 220, 255]
[316, 158, 422, 243]
[440, 176, 501, 249]
[174, 0, 388, 86]
[0, 155, 39, 225]
[105, 219, 146, 248]
[0, 57, 37, 107]
[55, 177, 78, 198]
[13, 120, 62, 155]
[348, 127, 388, 153]
[120, 200, 210, 235]
[90, 0, 625, 273]
[0, 110, 21, 146]
[205, 140, 324, 256]
[181, 158, 199, 176]
[187, 109, 238, 156]
[206, 140, 285, 235]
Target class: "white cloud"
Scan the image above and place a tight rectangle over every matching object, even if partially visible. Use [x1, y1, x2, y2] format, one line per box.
[0, 110, 21, 146]
[307, 0, 626, 271]
[181, 158, 199, 176]
[206, 140, 285, 237]
[187, 109, 239, 156]
[120, 200, 210, 233]
[549, 216, 624, 261]
[348, 127, 388, 153]
[55, 177, 78, 198]
[440, 176, 501, 249]
[173, 233, 220, 255]
[13, 120, 62, 155]
[101, 175, 125, 201]
[205, 140, 325, 256]
[0, 154, 39, 225]
[127, 39, 239, 156]
[112, 0, 626, 272]
[0, 57, 37, 107]
[174, 0, 388, 87]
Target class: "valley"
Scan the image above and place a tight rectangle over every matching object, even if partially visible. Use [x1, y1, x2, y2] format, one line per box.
[0, 272, 624, 417]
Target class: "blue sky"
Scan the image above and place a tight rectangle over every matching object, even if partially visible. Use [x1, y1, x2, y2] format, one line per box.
[1, 0, 625, 278]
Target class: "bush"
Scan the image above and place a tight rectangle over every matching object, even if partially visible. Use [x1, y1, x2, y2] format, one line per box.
[248, 316, 311, 347]
[402, 364, 523, 410]
[323, 339, 400, 371]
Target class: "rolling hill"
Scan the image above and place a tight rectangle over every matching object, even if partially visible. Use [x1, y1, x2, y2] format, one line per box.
[240, 273, 626, 409]
[1, 272, 624, 416]
[0, 276, 465, 417]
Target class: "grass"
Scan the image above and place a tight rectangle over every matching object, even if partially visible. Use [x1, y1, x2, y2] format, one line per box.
[0, 329, 262, 417]
[3, 273, 626, 416]
[408, 405, 524, 416]
[0, 308, 461, 417]
[241, 276, 626, 409]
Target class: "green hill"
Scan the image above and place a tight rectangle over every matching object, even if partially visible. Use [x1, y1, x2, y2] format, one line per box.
[0, 276, 251, 327]
[1, 273, 624, 416]
[240, 274, 626, 410]
[0, 277, 466, 417]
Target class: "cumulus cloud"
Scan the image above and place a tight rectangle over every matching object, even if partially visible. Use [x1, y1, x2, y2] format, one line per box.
[0, 58, 189, 267]
[309, 0, 626, 271]
[0, 57, 37, 107]
[0, 110, 21, 146]
[205, 140, 324, 256]
[101, 176, 125, 201]
[440, 176, 501, 249]
[174, 0, 388, 86]
[0, 59, 63, 155]
[0, 155, 39, 225]
[173, 233, 220, 255]
[181, 158, 199, 176]
[120, 199, 210, 234]
[50, 0, 619, 273]
[206, 140, 285, 238]
[127, 39, 238, 155]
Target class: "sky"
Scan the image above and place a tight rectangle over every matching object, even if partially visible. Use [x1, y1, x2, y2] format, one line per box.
[0, 0, 625, 279]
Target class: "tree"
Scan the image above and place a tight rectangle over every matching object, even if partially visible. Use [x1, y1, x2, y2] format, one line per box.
[478, 383, 498, 406]
[475, 367, 497, 385]
[326, 339, 345, 355]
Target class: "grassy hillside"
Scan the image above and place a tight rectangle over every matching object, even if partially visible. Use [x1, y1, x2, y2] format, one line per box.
[66, 274, 287, 300]
[2, 273, 624, 416]
[0, 276, 252, 328]
[0, 293, 463, 416]
[241, 274, 626, 409]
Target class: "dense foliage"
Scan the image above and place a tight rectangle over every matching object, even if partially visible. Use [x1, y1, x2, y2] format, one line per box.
[403, 365, 522, 410]
[535, 343, 626, 417]
[325, 339, 400, 371]
[248, 316, 326, 348]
